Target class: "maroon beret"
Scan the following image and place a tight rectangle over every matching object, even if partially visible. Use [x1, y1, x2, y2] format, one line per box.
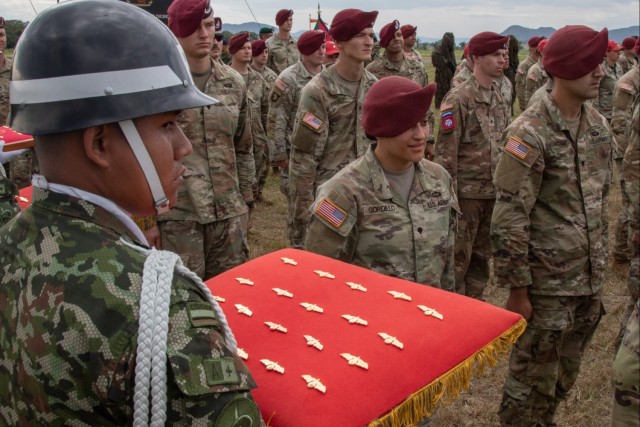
[214, 17, 222, 32]
[543, 25, 608, 80]
[168, 0, 213, 38]
[468, 32, 510, 56]
[229, 32, 250, 55]
[400, 25, 417, 39]
[607, 40, 622, 52]
[363, 77, 436, 138]
[297, 30, 326, 56]
[527, 36, 545, 48]
[537, 39, 548, 53]
[330, 9, 378, 42]
[379, 20, 400, 48]
[635, 37, 640, 56]
[251, 39, 267, 57]
[275, 9, 293, 26]
[622, 37, 636, 50]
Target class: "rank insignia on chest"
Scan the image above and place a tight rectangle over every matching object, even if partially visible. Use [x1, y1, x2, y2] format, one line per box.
[441, 110, 455, 132]
[302, 112, 323, 131]
[504, 135, 531, 160]
[315, 198, 347, 228]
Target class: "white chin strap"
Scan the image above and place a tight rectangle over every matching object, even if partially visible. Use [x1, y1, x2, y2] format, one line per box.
[118, 120, 170, 214]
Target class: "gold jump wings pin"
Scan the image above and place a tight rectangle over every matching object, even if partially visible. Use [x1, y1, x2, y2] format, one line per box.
[265, 321, 288, 333]
[235, 277, 254, 286]
[272, 288, 293, 298]
[314, 270, 335, 279]
[302, 375, 326, 393]
[388, 290, 412, 301]
[417, 305, 444, 320]
[345, 281, 367, 292]
[235, 304, 253, 317]
[281, 257, 298, 265]
[300, 302, 324, 313]
[304, 335, 324, 350]
[237, 348, 249, 360]
[213, 295, 226, 302]
[378, 332, 404, 349]
[261, 359, 285, 374]
[342, 314, 368, 326]
[341, 353, 369, 370]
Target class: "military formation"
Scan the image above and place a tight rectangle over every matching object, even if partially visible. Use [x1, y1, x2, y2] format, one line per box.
[0, 1, 639, 425]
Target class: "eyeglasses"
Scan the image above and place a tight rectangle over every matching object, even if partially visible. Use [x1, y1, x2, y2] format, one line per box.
[214, 33, 224, 42]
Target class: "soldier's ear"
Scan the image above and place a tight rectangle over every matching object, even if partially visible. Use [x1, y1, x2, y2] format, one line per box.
[82, 124, 113, 169]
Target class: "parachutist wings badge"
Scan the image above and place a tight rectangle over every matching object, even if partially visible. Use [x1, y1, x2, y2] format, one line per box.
[314, 270, 335, 279]
[235, 304, 252, 317]
[345, 281, 367, 292]
[378, 332, 404, 349]
[265, 321, 288, 333]
[272, 288, 293, 298]
[237, 348, 248, 360]
[342, 314, 368, 326]
[300, 302, 324, 313]
[281, 257, 298, 265]
[260, 359, 285, 374]
[302, 375, 326, 393]
[341, 353, 369, 370]
[388, 290, 412, 301]
[304, 335, 324, 350]
[213, 295, 226, 302]
[417, 305, 444, 320]
[235, 277, 254, 286]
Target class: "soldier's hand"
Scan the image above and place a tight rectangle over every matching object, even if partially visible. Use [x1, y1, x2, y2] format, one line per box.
[144, 225, 162, 249]
[505, 287, 532, 320]
[272, 158, 289, 169]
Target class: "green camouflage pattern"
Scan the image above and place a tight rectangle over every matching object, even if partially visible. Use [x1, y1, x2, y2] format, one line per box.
[265, 35, 300, 75]
[251, 64, 278, 89]
[245, 68, 270, 199]
[9, 147, 39, 189]
[0, 187, 259, 425]
[524, 61, 548, 107]
[305, 146, 458, 290]
[593, 61, 623, 120]
[611, 66, 639, 159]
[612, 299, 640, 427]
[0, 56, 10, 126]
[527, 79, 553, 109]
[491, 92, 611, 296]
[287, 66, 377, 248]
[0, 165, 20, 227]
[515, 54, 536, 112]
[496, 74, 513, 112]
[618, 52, 638, 76]
[451, 63, 472, 88]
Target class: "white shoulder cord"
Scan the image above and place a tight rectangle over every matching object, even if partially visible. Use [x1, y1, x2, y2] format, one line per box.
[122, 240, 238, 427]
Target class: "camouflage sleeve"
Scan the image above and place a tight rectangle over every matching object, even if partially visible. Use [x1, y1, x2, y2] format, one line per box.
[490, 126, 544, 289]
[524, 73, 537, 107]
[234, 90, 256, 203]
[267, 77, 294, 163]
[610, 87, 636, 159]
[623, 103, 640, 229]
[9, 150, 34, 189]
[515, 69, 526, 112]
[434, 94, 463, 194]
[0, 173, 20, 227]
[440, 182, 459, 292]
[260, 79, 269, 135]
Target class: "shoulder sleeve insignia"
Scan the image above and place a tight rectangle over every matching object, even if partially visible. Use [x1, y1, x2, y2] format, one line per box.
[281, 257, 298, 265]
[417, 305, 444, 320]
[341, 353, 369, 370]
[302, 375, 327, 393]
[314, 198, 347, 228]
[301, 111, 324, 131]
[388, 290, 412, 301]
[261, 359, 285, 374]
[345, 281, 367, 292]
[235, 277, 254, 286]
[265, 321, 288, 333]
[235, 304, 253, 317]
[441, 110, 456, 132]
[300, 302, 324, 313]
[272, 288, 294, 298]
[304, 335, 324, 350]
[619, 82, 634, 93]
[314, 269, 335, 279]
[504, 135, 532, 160]
[379, 332, 404, 349]
[342, 314, 368, 326]
[274, 78, 288, 92]
[237, 348, 249, 360]
[440, 100, 454, 110]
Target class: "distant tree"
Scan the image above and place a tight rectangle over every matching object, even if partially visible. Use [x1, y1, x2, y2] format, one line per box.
[459, 41, 467, 50]
[4, 20, 28, 49]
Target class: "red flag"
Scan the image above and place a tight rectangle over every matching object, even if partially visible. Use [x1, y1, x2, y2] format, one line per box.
[313, 16, 332, 43]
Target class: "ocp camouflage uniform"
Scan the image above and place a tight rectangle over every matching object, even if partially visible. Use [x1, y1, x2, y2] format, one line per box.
[496, 74, 513, 113]
[611, 65, 639, 262]
[612, 299, 640, 426]
[288, 66, 377, 248]
[0, 165, 19, 227]
[8, 150, 38, 189]
[0, 56, 11, 126]
[265, 35, 300, 75]
[0, 187, 261, 425]
[515, 54, 536, 112]
[403, 48, 423, 64]
[434, 74, 511, 299]
[158, 59, 254, 279]
[527, 79, 553, 109]
[365, 54, 435, 142]
[245, 68, 270, 200]
[267, 61, 318, 206]
[492, 92, 611, 426]
[618, 53, 639, 75]
[305, 146, 458, 290]
[524, 61, 548, 107]
[251, 64, 278, 194]
[452, 63, 472, 88]
[593, 60, 623, 121]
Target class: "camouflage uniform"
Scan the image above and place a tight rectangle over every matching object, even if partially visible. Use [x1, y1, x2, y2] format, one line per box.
[244, 68, 270, 200]
[452, 63, 472, 88]
[0, 56, 11, 126]
[265, 35, 300, 75]
[250, 64, 278, 193]
[158, 59, 254, 279]
[612, 299, 640, 426]
[403, 48, 423, 64]
[0, 164, 20, 227]
[611, 66, 639, 262]
[288, 66, 377, 248]
[593, 60, 623, 121]
[524, 61, 548, 107]
[496, 74, 513, 113]
[0, 187, 260, 425]
[527, 79, 553, 109]
[305, 146, 458, 290]
[618, 52, 639, 75]
[515, 54, 536, 112]
[492, 92, 611, 426]
[434, 74, 511, 299]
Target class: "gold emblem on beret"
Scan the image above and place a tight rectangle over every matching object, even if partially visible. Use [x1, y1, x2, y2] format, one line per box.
[418, 305, 444, 320]
[281, 257, 298, 265]
[345, 281, 367, 292]
[302, 375, 327, 393]
[379, 332, 404, 349]
[261, 359, 285, 374]
[237, 348, 249, 360]
[388, 290, 412, 301]
[272, 288, 294, 298]
[342, 314, 368, 326]
[300, 302, 324, 313]
[235, 304, 253, 316]
[235, 277, 254, 286]
[341, 353, 369, 370]
[213, 295, 226, 302]
[314, 270, 335, 279]
[304, 335, 324, 350]
[265, 321, 288, 333]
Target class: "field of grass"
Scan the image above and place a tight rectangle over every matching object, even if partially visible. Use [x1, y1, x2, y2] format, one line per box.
[247, 48, 631, 425]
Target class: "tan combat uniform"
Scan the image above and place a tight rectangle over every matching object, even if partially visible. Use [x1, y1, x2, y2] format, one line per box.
[288, 66, 377, 248]
[515, 54, 536, 112]
[492, 92, 611, 425]
[618, 52, 639, 75]
[524, 60, 548, 107]
[244, 68, 270, 200]
[265, 35, 300, 75]
[158, 59, 255, 279]
[403, 48, 423, 64]
[452, 63, 472, 88]
[434, 74, 511, 299]
[594, 60, 623, 121]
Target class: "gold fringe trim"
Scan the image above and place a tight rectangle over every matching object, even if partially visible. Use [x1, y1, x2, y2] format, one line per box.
[368, 317, 527, 427]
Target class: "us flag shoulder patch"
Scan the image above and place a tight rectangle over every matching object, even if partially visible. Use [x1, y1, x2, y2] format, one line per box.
[315, 198, 347, 228]
[274, 78, 288, 92]
[504, 135, 531, 160]
[619, 82, 634, 93]
[302, 112, 323, 131]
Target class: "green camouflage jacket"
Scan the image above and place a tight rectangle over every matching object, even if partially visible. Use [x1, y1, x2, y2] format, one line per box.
[251, 64, 278, 91]
[623, 97, 640, 230]
[452, 63, 472, 88]
[594, 61, 624, 120]
[265, 35, 300, 76]
[491, 92, 611, 296]
[434, 74, 511, 199]
[0, 164, 20, 227]
[159, 59, 254, 223]
[245, 68, 270, 151]
[611, 65, 639, 159]
[515, 54, 536, 110]
[305, 146, 458, 290]
[0, 188, 259, 425]
[524, 61, 549, 107]
[618, 53, 639, 76]
[0, 56, 11, 126]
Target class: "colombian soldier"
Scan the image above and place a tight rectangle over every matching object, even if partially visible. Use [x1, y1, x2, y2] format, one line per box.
[266, 9, 300, 75]
[400, 24, 423, 64]
[0, 0, 262, 424]
[515, 36, 544, 112]
[594, 40, 624, 122]
[155, 0, 255, 279]
[287, 9, 378, 248]
[618, 36, 639, 74]
[434, 31, 511, 300]
[492, 25, 610, 426]
[305, 77, 458, 290]
[524, 39, 548, 107]
[0, 146, 20, 226]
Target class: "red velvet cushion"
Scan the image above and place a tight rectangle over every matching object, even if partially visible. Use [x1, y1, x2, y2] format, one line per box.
[205, 249, 524, 426]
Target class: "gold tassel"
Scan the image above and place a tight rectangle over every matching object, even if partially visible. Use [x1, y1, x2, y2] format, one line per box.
[368, 317, 527, 427]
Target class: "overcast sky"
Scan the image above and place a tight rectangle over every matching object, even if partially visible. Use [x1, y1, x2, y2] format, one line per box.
[1, 0, 638, 38]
